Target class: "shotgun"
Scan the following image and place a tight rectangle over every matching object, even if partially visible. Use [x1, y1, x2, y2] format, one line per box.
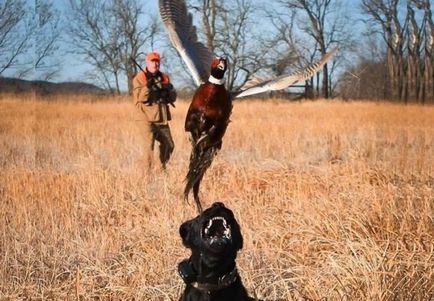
[130, 57, 145, 73]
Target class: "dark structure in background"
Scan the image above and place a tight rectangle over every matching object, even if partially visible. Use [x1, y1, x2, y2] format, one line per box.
[0, 77, 106, 95]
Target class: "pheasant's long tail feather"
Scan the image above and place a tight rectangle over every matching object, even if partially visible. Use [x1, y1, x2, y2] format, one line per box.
[184, 141, 219, 211]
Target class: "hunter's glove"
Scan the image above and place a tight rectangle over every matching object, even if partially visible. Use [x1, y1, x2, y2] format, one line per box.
[147, 86, 161, 105]
[145, 76, 162, 105]
[160, 83, 177, 107]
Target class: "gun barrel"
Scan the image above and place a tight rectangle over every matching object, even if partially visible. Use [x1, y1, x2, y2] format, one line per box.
[131, 57, 145, 73]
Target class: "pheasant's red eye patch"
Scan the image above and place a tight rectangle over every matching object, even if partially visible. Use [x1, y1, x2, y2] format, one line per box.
[211, 57, 221, 68]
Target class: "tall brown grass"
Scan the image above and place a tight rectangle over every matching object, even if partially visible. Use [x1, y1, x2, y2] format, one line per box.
[0, 94, 433, 300]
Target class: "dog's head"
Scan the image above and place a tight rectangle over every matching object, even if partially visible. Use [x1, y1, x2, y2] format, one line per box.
[180, 202, 243, 255]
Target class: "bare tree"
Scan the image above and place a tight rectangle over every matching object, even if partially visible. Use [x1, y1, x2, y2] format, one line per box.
[291, 0, 332, 97]
[68, 0, 122, 93]
[419, 0, 433, 102]
[406, 3, 420, 101]
[336, 24, 390, 100]
[187, 0, 268, 91]
[216, 0, 266, 91]
[34, 0, 62, 80]
[361, 0, 407, 101]
[338, 56, 389, 100]
[338, 0, 434, 103]
[110, 0, 160, 94]
[264, 7, 320, 98]
[0, 0, 30, 75]
[194, 0, 218, 51]
[274, 0, 348, 98]
[16, 0, 62, 80]
[266, 9, 301, 71]
[67, 0, 160, 94]
[0, 0, 60, 79]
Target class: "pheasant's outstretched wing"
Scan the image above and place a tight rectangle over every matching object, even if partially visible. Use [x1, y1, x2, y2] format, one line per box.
[159, 0, 213, 87]
[233, 48, 338, 98]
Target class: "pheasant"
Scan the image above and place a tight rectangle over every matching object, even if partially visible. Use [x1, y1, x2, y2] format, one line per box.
[159, 0, 337, 213]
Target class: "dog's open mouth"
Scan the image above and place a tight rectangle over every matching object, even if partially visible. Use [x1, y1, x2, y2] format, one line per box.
[202, 216, 232, 246]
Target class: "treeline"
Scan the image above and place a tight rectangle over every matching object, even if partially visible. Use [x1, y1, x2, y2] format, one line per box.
[0, 0, 432, 103]
[339, 0, 433, 103]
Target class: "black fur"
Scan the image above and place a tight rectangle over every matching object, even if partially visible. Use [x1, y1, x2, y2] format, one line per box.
[178, 202, 260, 301]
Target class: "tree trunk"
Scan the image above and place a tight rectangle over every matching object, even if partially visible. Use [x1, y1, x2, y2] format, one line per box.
[322, 62, 329, 98]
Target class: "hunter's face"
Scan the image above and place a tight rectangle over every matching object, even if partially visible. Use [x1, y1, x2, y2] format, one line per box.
[146, 59, 160, 74]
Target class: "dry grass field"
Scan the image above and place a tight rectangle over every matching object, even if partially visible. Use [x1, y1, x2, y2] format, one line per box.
[0, 94, 433, 300]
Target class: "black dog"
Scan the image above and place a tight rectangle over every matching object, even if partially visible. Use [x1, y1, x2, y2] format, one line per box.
[178, 202, 259, 301]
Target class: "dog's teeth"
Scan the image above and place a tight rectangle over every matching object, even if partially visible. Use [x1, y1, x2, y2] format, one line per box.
[211, 216, 225, 222]
[204, 217, 232, 240]
[223, 228, 231, 239]
[207, 219, 213, 228]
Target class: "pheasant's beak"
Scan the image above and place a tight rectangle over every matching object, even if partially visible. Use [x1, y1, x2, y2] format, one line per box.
[217, 60, 226, 70]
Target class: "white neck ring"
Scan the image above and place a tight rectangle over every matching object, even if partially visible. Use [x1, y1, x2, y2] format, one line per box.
[208, 75, 225, 85]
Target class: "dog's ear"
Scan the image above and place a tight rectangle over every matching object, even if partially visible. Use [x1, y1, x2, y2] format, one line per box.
[227, 210, 243, 250]
[180, 220, 192, 248]
[180, 219, 196, 249]
[232, 220, 243, 250]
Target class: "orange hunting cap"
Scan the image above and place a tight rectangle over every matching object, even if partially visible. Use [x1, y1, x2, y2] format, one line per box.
[146, 51, 161, 62]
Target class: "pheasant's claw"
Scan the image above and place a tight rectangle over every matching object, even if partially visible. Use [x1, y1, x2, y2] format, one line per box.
[195, 199, 203, 214]
[196, 133, 208, 146]
[184, 194, 190, 204]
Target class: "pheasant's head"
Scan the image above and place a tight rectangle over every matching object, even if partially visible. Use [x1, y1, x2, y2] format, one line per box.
[210, 57, 227, 80]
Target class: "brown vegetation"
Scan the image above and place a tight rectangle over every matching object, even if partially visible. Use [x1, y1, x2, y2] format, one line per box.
[0, 95, 433, 300]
